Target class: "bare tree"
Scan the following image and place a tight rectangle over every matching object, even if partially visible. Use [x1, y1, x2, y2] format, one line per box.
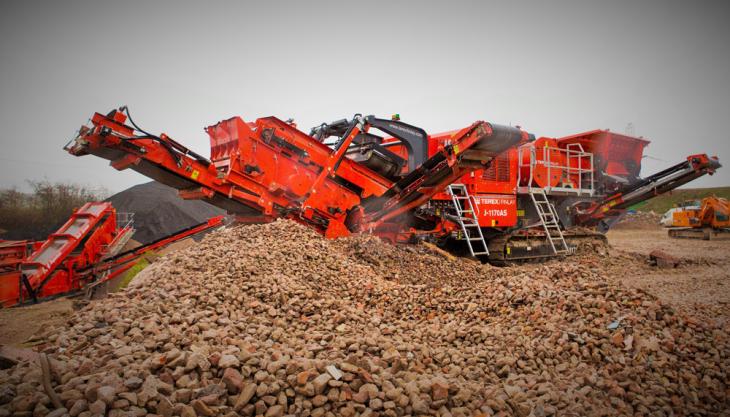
[0, 180, 108, 240]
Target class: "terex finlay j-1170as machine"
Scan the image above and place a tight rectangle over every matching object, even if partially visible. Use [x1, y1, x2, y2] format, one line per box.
[65, 107, 720, 264]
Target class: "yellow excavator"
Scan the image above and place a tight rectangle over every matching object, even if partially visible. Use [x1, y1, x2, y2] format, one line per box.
[662, 196, 730, 239]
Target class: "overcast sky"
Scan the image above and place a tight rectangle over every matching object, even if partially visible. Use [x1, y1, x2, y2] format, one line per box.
[1, 0, 728, 193]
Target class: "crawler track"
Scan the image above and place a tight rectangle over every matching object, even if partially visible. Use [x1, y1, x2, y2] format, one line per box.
[486, 228, 608, 265]
[668, 227, 730, 240]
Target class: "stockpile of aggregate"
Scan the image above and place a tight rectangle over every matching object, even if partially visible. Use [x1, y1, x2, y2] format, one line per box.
[107, 182, 225, 244]
[0, 220, 727, 417]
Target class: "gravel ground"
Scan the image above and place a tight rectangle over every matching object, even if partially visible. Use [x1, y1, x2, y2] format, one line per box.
[606, 227, 730, 327]
[0, 220, 728, 417]
[0, 299, 74, 347]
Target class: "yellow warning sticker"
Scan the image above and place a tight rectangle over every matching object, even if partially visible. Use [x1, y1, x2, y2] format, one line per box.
[517, 209, 525, 217]
[191, 170, 200, 180]
[507, 247, 511, 255]
[453, 145, 460, 155]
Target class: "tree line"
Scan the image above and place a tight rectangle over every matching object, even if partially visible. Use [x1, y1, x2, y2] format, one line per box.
[0, 180, 108, 240]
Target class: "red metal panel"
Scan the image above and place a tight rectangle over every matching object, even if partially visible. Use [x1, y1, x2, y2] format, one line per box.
[20, 202, 114, 290]
[0, 240, 33, 272]
[0, 271, 21, 307]
[519, 138, 565, 188]
[473, 194, 518, 227]
[473, 148, 518, 194]
[557, 130, 649, 179]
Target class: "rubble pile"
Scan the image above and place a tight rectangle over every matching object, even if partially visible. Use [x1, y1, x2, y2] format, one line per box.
[333, 234, 491, 286]
[1, 220, 728, 417]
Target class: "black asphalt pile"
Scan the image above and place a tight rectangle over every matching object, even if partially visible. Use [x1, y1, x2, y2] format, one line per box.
[107, 182, 225, 244]
[1, 220, 727, 417]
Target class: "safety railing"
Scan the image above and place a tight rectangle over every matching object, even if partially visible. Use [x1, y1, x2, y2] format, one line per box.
[99, 212, 136, 259]
[517, 143, 594, 196]
[116, 212, 135, 231]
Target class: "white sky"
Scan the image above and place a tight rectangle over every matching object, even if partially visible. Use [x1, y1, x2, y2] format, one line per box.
[1, 0, 729, 192]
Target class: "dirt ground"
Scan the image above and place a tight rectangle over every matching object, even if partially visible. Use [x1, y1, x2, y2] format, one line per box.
[0, 298, 74, 347]
[606, 227, 730, 320]
[0, 238, 200, 348]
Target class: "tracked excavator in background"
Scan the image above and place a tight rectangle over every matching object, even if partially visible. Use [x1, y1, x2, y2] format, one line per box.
[663, 196, 730, 240]
[65, 107, 721, 264]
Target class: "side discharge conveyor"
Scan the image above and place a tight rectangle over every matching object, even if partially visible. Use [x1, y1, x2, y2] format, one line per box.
[576, 154, 721, 231]
[0, 202, 225, 307]
[16, 202, 132, 304]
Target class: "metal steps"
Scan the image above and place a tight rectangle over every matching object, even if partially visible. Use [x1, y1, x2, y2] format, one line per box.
[446, 184, 489, 257]
[528, 189, 570, 255]
[103, 213, 136, 259]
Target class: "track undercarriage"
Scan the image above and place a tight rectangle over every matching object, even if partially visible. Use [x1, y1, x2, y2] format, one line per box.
[668, 227, 730, 240]
[484, 227, 608, 265]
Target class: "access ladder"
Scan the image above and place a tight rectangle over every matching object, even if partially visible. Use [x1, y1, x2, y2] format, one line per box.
[446, 184, 489, 257]
[528, 189, 570, 255]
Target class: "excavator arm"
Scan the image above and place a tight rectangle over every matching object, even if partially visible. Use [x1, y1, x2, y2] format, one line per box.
[696, 197, 730, 229]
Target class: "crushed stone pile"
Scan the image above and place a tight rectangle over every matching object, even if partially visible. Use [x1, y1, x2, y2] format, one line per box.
[107, 182, 225, 244]
[1, 220, 728, 417]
